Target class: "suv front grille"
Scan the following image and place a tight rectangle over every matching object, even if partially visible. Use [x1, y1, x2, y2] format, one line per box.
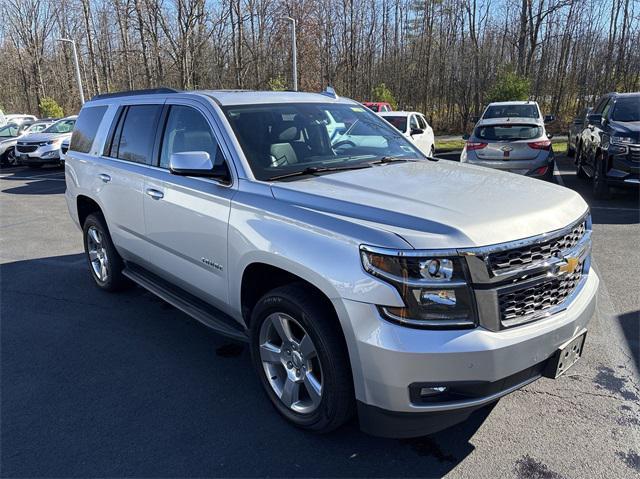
[630, 146, 640, 162]
[488, 221, 586, 274]
[498, 260, 584, 325]
[16, 144, 38, 153]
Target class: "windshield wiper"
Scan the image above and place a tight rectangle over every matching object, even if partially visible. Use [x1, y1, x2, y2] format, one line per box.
[371, 156, 437, 164]
[266, 164, 372, 181]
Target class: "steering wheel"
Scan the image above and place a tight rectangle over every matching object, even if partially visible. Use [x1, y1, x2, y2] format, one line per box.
[332, 139, 357, 150]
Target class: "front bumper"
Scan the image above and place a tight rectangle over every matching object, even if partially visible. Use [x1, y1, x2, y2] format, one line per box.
[336, 269, 598, 437]
[605, 144, 640, 186]
[16, 144, 62, 165]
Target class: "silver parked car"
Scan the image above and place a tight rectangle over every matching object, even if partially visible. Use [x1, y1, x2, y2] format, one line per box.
[461, 101, 555, 180]
[16, 116, 76, 168]
[65, 88, 597, 438]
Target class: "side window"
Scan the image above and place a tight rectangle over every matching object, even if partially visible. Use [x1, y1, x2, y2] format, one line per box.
[417, 115, 427, 130]
[159, 105, 229, 177]
[71, 106, 108, 153]
[107, 105, 162, 164]
[410, 115, 419, 131]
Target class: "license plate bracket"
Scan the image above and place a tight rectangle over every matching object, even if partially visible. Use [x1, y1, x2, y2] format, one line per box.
[543, 331, 587, 379]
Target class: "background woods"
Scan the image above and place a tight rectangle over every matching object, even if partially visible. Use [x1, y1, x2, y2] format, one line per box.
[1, 0, 639, 132]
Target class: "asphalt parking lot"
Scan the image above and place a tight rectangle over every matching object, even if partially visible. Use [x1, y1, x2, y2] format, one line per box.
[1, 155, 639, 478]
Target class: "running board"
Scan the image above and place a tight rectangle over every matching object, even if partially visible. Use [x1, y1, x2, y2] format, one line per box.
[123, 263, 249, 342]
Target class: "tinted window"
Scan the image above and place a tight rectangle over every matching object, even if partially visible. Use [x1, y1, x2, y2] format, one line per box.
[382, 116, 407, 132]
[474, 124, 543, 141]
[160, 106, 229, 178]
[417, 115, 427, 129]
[611, 97, 640, 122]
[112, 105, 162, 164]
[70, 106, 107, 153]
[483, 104, 538, 119]
[410, 115, 419, 130]
[593, 97, 609, 114]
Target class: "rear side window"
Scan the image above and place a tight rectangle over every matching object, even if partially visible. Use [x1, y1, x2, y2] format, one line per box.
[382, 116, 407, 132]
[71, 106, 107, 153]
[475, 124, 542, 141]
[417, 115, 427, 129]
[108, 105, 162, 165]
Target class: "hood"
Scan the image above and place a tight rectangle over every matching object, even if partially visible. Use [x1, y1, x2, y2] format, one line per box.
[19, 132, 71, 143]
[270, 161, 587, 249]
[609, 121, 640, 141]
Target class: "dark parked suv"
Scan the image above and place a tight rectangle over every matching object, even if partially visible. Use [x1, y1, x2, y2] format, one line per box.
[575, 92, 640, 198]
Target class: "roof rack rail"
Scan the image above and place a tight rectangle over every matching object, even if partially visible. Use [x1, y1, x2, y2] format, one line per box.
[90, 87, 180, 101]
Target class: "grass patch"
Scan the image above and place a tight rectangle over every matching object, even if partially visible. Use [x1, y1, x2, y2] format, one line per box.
[552, 141, 567, 154]
[436, 139, 466, 152]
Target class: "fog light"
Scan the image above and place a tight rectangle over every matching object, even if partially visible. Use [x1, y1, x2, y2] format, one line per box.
[418, 289, 457, 306]
[420, 386, 447, 397]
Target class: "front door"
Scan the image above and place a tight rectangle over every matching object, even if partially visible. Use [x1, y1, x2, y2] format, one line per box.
[143, 101, 235, 308]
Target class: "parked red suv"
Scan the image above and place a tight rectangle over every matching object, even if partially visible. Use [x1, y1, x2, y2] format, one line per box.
[362, 101, 393, 112]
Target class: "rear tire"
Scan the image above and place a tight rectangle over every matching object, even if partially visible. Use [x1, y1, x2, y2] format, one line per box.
[249, 284, 355, 433]
[82, 212, 131, 291]
[575, 145, 588, 179]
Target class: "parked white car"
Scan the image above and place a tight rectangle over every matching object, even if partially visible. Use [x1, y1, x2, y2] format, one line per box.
[0, 120, 55, 166]
[378, 111, 435, 156]
[4, 114, 38, 125]
[16, 115, 77, 168]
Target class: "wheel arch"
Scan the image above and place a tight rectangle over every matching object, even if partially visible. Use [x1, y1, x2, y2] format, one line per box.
[76, 195, 103, 227]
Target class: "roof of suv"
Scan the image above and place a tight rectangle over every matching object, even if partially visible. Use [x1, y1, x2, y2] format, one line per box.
[88, 88, 353, 106]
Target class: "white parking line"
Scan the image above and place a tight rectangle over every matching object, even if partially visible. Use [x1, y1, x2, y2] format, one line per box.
[0, 174, 66, 182]
[553, 162, 566, 187]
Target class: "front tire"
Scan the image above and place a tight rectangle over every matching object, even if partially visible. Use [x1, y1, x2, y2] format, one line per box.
[250, 284, 355, 433]
[82, 212, 131, 291]
[567, 137, 575, 157]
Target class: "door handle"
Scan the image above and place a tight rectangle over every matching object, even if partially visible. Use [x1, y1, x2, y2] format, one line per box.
[146, 188, 164, 200]
[98, 173, 111, 183]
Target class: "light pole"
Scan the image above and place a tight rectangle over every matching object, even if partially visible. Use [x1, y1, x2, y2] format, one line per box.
[280, 17, 297, 91]
[57, 38, 85, 105]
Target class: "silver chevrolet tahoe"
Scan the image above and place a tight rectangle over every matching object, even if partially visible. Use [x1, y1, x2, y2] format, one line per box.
[65, 88, 599, 438]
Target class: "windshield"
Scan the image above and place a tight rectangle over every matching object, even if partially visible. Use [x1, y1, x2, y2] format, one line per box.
[483, 104, 539, 119]
[382, 116, 408, 132]
[44, 119, 75, 134]
[475, 124, 543, 141]
[611, 97, 640, 122]
[223, 103, 423, 181]
[0, 124, 19, 137]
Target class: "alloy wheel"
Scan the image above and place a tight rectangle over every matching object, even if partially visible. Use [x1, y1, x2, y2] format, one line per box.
[86, 226, 109, 282]
[258, 312, 323, 414]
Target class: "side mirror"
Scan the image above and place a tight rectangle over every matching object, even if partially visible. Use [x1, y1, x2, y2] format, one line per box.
[544, 115, 555, 123]
[547, 132, 554, 139]
[410, 128, 424, 136]
[169, 151, 228, 181]
[587, 113, 602, 125]
[462, 133, 470, 140]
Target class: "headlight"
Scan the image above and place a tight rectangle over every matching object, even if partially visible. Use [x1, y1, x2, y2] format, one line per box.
[47, 139, 62, 146]
[610, 136, 634, 145]
[360, 246, 477, 328]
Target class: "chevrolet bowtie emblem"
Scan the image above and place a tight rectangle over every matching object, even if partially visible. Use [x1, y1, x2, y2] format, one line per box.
[558, 257, 579, 275]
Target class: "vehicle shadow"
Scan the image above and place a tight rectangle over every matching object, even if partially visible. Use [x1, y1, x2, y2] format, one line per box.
[617, 310, 639, 372]
[0, 168, 66, 195]
[1, 253, 490, 477]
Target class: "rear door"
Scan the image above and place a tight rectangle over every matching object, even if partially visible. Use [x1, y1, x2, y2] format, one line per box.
[95, 102, 164, 264]
[474, 123, 545, 161]
[142, 99, 236, 308]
